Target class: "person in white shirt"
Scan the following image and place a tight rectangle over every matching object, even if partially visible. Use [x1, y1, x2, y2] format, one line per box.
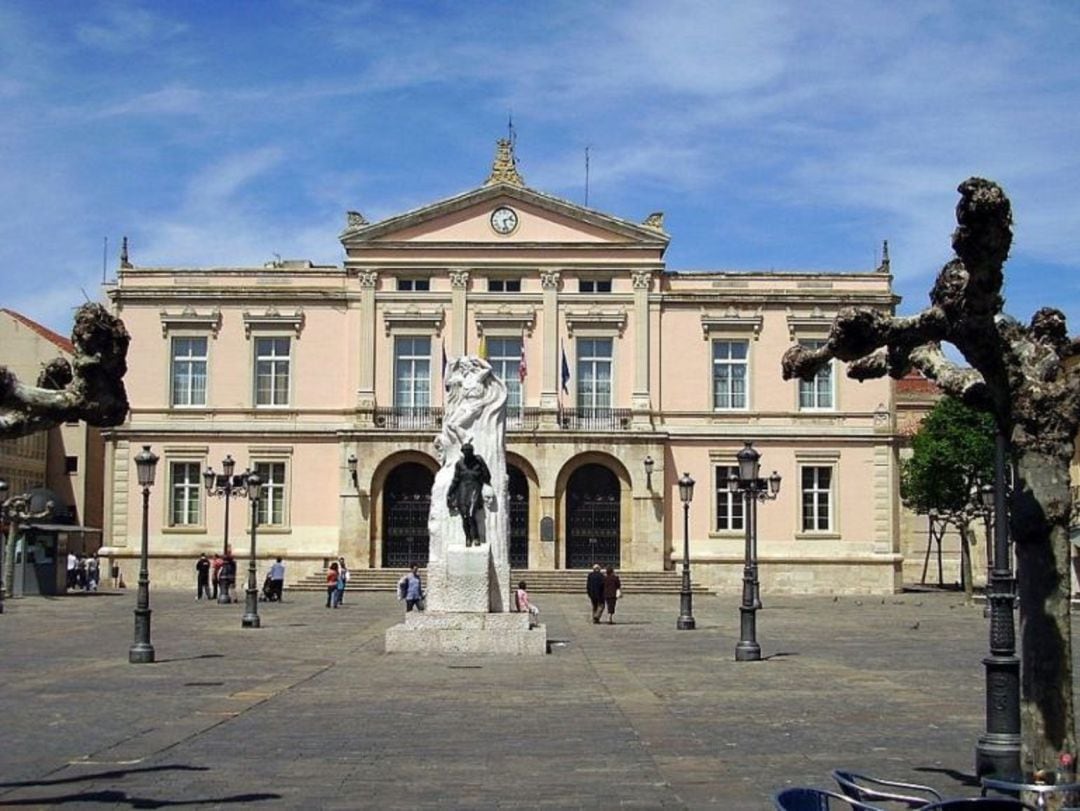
[268, 557, 285, 602]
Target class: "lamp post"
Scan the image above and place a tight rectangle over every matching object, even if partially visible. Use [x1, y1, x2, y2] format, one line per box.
[979, 484, 994, 619]
[0, 480, 53, 610]
[204, 455, 250, 604]
[644, 456, 655, 491]
[241, 473, 263, 629]
[975, 429, 1021, 779]
[129, 445, 159, 664]
[347, 454, 359, 489]
[729, 441, 781, 662]
[676, 472, 696, 630]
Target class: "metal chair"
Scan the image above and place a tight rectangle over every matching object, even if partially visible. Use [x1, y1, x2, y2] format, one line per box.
[774, 786, 885, 810]
[832, 769, 943, 808]
[919, 800, 1035, 810]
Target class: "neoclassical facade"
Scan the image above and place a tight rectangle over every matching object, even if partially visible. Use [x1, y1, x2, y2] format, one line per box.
[103, 141, 901, 593]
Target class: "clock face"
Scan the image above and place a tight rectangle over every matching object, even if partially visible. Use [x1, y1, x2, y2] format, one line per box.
[490, 206, 518, 235]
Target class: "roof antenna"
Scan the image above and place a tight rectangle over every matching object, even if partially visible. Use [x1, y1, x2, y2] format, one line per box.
[584, 145, 591, 207]
[120, 236, 131, 269]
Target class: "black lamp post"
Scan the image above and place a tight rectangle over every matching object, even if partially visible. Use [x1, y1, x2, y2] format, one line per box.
[129, 444, 159, 664]
[241, 473, 263, 629]
[204, 455, 250, 604]
[0, 479, 7, 614]
[644, 456, 655, 491]
[975, 429, 1021, 779]
[676, 472, 696, 630]
[729, 441, 781, 662]
[347, 453, 359, 489]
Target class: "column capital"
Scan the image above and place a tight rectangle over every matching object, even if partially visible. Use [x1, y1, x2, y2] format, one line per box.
[358, 270, 378, 289]
[540, 270, 561, 291]
[449, 270, 470, 289]
[631, 270, 653, 291]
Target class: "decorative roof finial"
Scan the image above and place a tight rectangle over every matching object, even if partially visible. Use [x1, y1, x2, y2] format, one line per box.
[485, 138, 525, 187]
[643, 212, 665, 231]
[877, 239, 890, 273]
[346, 210, 368, 228]
[120, 236, 132, 269]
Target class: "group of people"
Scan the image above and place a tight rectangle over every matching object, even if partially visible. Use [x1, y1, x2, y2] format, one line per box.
[586, 564, 622, 624]
[65, 552, 101, 592]
[325, 557, 350, 608]
[196, 553, 286, 602]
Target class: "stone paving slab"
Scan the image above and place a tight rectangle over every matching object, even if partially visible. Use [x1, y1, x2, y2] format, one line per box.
[0, 587, 1077, 808]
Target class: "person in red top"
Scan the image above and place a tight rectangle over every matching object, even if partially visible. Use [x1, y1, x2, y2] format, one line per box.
[602, 566, 621, 624]
[210, 554, 223, 600]
[326, 562, 340, 608]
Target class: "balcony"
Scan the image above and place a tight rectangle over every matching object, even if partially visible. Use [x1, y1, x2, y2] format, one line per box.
[559, 408, 632, 432]
[373, 406, 443, 431]
[506, 408, 540, 432]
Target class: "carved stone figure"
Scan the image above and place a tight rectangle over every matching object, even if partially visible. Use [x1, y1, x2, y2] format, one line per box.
[447, 443, 491, 547]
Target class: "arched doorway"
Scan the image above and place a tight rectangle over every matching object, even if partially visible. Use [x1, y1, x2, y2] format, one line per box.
[382, 463, 434, 567]
[565, 463, 620, 569]
[508, 465, 529, 568]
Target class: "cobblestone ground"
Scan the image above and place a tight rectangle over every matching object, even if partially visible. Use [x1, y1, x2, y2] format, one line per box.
[1, 586, 1075, 809]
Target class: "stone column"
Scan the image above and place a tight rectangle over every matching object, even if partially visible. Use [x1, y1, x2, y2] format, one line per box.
[449, 270, 470, 358]
[356, 270, 378, 426]
[631, 270, 653, 428]
[539, 270, 561, 428]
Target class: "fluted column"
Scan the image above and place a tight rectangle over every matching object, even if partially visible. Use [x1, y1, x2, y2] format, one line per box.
[356, 269, 378, 424]
[449, 270, 470, 358]
[631, 270, 652, 427]
[539, 270, 561, 427]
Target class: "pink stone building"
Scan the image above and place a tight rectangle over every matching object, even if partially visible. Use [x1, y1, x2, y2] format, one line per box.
[103, 142, 901, 593]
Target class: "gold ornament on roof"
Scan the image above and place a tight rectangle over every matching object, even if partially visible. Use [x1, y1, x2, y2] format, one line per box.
[484, 138, 525, 187]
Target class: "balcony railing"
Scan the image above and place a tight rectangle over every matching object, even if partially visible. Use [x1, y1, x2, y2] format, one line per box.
[507, 408, 540, 432]
[373, 406, 443, 431]
[559, 408, 632, 432]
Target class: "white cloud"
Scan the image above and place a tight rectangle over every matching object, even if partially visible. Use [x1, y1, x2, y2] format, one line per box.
[75, 4, 187, 52]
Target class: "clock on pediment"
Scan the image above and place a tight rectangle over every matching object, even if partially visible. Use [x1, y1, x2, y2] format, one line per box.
[490, 206, 518, 235]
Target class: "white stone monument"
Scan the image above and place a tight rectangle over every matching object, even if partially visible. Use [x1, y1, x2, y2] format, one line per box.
[385, 356, 547, 655]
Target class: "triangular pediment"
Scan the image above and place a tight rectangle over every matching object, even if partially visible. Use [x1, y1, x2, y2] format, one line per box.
[340, 183, 669, 250]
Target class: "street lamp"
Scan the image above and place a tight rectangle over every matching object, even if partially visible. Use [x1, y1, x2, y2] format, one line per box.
[644, 456, 655, 491]
[979, 483, 995, 619]
[0, 480, 53, 610]
[204, 454, 250, 604]
[975, 429, 1021, 779]
[728, 441, 781, 662]
[129, 444, 159, 664]
[347, 453, 359, 489]
[241, 472, 263, 629]
[676, 472, 696, 630]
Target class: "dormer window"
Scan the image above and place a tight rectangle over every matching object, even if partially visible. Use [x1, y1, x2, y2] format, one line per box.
[488, 279, 522, 293]
[579, 279, 612, 294]
[397, 278, 430, 292]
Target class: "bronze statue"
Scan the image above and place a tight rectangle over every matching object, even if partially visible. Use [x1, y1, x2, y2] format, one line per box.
[447, 443, 491, 547]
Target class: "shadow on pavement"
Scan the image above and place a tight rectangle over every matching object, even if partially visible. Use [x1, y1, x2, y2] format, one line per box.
[0, 790, 280, 807]
[913, 765, 981, 790]
[0, 764, 208, 788]
[153, 653, 225, 664]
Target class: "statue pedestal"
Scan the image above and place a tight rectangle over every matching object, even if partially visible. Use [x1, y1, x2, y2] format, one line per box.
[432, 546, 490, 612]
[384, 611, 547, 655]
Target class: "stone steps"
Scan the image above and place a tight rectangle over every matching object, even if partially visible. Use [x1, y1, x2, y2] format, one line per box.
[291, 568, 710, 594]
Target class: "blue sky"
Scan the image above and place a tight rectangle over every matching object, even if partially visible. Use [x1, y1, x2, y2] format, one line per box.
[2, 1, 1079, 340]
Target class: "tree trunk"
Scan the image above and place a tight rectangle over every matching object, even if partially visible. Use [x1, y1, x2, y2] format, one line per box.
[1012, 446, 1076, 776]
[958, 521, 974, 604]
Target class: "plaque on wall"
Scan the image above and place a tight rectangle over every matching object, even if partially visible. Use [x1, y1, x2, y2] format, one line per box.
[540, 516, 554, 543]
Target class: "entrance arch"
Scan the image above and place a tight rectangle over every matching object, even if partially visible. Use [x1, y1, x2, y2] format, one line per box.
[565, 463, 620, 569]
[508, 465, 529, 568]
[381, 462, 434, 567]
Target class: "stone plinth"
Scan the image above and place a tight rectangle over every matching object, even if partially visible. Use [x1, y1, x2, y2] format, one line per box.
[439, 546, 490, 612]
[384, 611, 547, 655]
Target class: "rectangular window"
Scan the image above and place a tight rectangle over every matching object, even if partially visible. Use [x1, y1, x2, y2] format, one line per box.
[394, 336, 431, 409]
[714, 465, 744, 531]
[712, 340, 748, 410]
[579, 279, 612, 293]
[254, 462, 287, 526]
[801, 466, 833, 532]
[798, 340, 834, 410]
[171, 336, 208, 407]
[397, 278, 430, 291]
[488, 337, 523, 414]
[169, 462, 202, 526]
[488, 279, 521, 292]
[254, 337, 291, 406]
[64, 456, 79, 474]
[576, 338, 613, 410]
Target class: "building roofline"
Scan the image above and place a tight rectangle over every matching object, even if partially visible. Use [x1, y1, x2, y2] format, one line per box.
[0, 308, 74, 354]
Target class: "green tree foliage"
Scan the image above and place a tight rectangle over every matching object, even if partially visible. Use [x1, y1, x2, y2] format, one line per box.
[901, 396, 996, 517]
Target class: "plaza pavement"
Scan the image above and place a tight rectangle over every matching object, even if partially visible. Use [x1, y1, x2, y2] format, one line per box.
[1, 585, 1075, 809]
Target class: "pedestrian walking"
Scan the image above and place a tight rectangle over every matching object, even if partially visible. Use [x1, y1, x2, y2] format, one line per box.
[401, 564, 424, 612]
[326, 562, 340, 608]
[268, 557, 285, 602]
[336, 557, 349, 605]
[66, 551, 78, 590]
[602, 566, 621, 624]
[219, 554, 236, 603]
[195, 553, 211, 600]
[515, 580, 540, 626]
[211, 553, 223, 600]
[86, 554, 101, 592]
[586, 562, 605, 623]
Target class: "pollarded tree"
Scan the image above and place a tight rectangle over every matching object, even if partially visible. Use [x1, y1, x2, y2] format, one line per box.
[901, 395, 996, 601]
[782, 178, 1078, 777]
[0, 302, 129, 439]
